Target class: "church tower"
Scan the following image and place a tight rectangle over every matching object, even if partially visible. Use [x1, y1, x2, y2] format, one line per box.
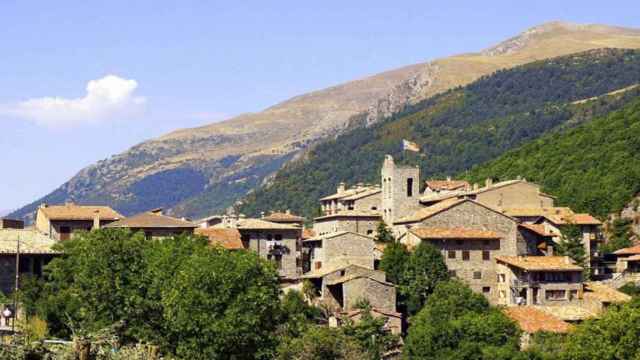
[381, 155, 421, 224]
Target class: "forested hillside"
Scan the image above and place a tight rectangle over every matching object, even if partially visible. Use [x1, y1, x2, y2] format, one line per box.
[239, 49, 640, 219]
[465, 93, 640, 219]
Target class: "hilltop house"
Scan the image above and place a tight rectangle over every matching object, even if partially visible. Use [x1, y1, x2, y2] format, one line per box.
[104, 209, 197, 239]
[319, 183, 381, 216]
[35, 203, 123, 241]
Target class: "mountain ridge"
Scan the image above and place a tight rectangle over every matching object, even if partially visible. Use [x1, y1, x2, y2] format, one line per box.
[11, 21, 640, 221]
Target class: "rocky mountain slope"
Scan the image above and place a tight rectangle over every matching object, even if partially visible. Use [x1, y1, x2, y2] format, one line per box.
[11, 21, 640, 221]
[239, 49, 640, 220]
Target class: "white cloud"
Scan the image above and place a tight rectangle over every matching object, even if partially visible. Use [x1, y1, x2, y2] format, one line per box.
[2, 75, 146, 126]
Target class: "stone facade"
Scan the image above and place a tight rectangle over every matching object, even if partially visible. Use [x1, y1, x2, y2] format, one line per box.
[381, 155, 422, 224]
[472, 180, 555, 209]
[313, 214, 380, 237]
[242, 228, 301, 279]
[495, 261, 583, 306]
[398, 200, 529, 303]
[0, 254, 55, 295]
[303, 231, 375, 272]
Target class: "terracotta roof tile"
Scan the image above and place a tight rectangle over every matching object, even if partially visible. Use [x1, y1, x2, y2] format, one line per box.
[395, 198, 466, 224]
[235, 218, 300, 230]
[519, 224, 553, 237]
[495, 256, 583, 272]
[314, 210, 381, 221]
[262, 212, 305, 223]
[425, 179, 470, 191]
[302, 228, 316, 240]
[40, 204, 123, 221]
[583, 282, 631, 303]
[409, 226, 501, 240]
[614, 244, 640, 255]
[537, 305, 596, 321]
[503, 207, 573, 218]
[105, 211, 196, 229]
[319, 186, 379, 201]
[0, 229, 60, 254]
[503, 306, 572, 334]
[195, 228, 244, 250]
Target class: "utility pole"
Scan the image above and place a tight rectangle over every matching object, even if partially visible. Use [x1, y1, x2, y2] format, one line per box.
[12, 234, 20, 334]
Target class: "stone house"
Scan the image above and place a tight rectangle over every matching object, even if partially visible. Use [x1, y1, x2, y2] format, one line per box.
[495, 256, 584, 306]
[104, 209, 197, 239]
[205, 214, 303, 279]
[313, 211, 381, 237]
[611, 244, 640, 274]
[395, 198, 529, 303]
[35, 203, 123, 241]
[303, 231, 375, 273]
[319, 183, 381, 216]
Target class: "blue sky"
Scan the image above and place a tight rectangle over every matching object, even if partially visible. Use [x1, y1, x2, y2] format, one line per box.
[1, 0, 639, 212]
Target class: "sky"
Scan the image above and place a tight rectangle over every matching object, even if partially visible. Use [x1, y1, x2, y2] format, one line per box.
[1, 0, 639, 212]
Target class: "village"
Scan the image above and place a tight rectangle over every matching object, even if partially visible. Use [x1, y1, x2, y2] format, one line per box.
[1, 153, 637, 351]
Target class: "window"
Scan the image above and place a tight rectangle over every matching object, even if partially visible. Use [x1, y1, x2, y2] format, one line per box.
[462, 250, 470, 261]
[545, 290, 566, 300]
[456, 240, 463, 246]
[275, 234, 283, 241]
[483, 240, 490, 246]
[59, 226, 71, 241]
[498, 274, 506, 283]
[448, 270, 457, 277]
[482, 287, 491, 294]
[448, 250, 456, 259]
[267, 234, 273, 241]
[241, 234, 251, 248]
[570, 289, 579, 300]
[371, 206, 377, 211]
[144, 231, 153, 240]
[499, 290, 506, 299]
[473, 271, 482, 279]
[407, 178, 414, 197]
[482, 250, 490, 261]
[366, 229, 373, 235]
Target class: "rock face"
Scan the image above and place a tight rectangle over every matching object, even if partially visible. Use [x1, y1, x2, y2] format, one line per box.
[11, 21, 640, 221]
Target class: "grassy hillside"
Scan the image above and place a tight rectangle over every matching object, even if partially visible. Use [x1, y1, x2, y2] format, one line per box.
[465, 94, 640, 219]
[238, 49, 640, 219]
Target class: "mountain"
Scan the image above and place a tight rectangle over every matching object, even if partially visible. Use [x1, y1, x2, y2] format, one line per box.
[238, 49, 640, 219]
[464, 87, 640, 219]
[11, 21, 640, 221]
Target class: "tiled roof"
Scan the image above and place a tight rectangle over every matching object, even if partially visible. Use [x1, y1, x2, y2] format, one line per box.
[425, 179, 470, 191]
[583, 282, 631, 304]
[319, 186, 379, 201]
[419, 192, 462, 204]
[503, 207, 573, 218]
[325, 273, 393, 287]
[519, 224, 553, 237]
[0, 229, 60, 254]
[537, 305, 596, 322]
[302, 228, 316, 240]
[314, 210, 381, 221]
[340, 188, 381, 201]
[262, 212, 305, 223]
[409, 226, 501, 240]
[395, 198, 466, 224]
[343, 307, 402, 319]
[614, 244, 640, 256]
[300, 263, 374, 279]
[304, 231, 374, 242]
[495, 256, 583, 272]
[503, 306, 572, 334]
[236, 218, 300, 230]
[39, 204, 123, 221]
[571, 214, 602, 225]
[105, 212, 196, 229]
[195, 228, 244, 250]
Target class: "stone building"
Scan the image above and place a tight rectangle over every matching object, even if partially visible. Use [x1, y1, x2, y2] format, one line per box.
[319, 183, 381, 216]
[381, 155, 422, 224]
[303, 231, 375, 272]
[495, 256, 584, 306]
[194, 228, 245, 250]
[396, 198, 529, 303]
[313, 211, 381, 237]
[0, 219, 24, 230]
[104, 209, 197, 239]
[35, 203, 123, 241]
[204, 214, 303, 279]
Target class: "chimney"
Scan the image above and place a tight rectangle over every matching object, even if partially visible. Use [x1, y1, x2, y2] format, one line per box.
[337, 182, 346, 194]
[485, 178, 493, 188]
[93, 210, 100, 230]
[260, 211, 265, 218]
[356, 182, 364, 191]
[473, 183, 479, 191]
[446, 176, 452, 181]
[286, 209, 291, 215]
[547, 244, 554, 256]
[39, 203, 48, 209]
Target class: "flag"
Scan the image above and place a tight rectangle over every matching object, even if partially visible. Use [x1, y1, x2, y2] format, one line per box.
[402, 139, 420, 152]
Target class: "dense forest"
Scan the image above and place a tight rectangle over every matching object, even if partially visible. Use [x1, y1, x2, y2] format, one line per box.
[465, 94, 640, 219]
[239, 49, 640, 219]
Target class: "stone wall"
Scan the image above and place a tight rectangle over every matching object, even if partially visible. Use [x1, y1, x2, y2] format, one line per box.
[475, 181, 554, 209]
[322, 233, 375, 270]
[381, 155, 421, 224]
[313, 217, 379, 237]
[245, 229, 301, 279]
[343, 277, 396, 312]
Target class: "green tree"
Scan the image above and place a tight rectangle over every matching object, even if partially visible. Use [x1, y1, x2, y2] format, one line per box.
[400, 242, 450, 315]
[602, 218, 633, 254]
[561, 298, 640, 359]
[379, 242, 410, 285]
[277, 290, 322, 339]
[162, 246, 281, 359]
[403, 280, 520, 359]
[277, 326, 366, 360]
[375, 222, 395, 243]
[556, 224, 586, 268]
[341, 301, 401, 360]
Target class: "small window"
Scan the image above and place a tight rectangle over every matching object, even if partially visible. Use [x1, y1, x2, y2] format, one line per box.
[482, 287, 491, 294]
[448, 270, 457, 277]
[546, 290, 566, 300]
[499, 290, 506, 299]
[462, 250, 470, 261]
[59, 226, 71, 241]
[275, 234, 283, 241]
[448, 250, 456, 259]
[482, 250, 490, 261]
[366, 230, 373, 235]
[144, 231, 153, 240]
[456, 240, 463, 246]
[407, 178, 414, 197]
[473, 271, 482, 279]
[371, 206, 377, 211]
[483, 240, 490, 246]
[569, 289, 579, 300]
[267, 234, 273, 241]
[498, 274, 506, 283]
